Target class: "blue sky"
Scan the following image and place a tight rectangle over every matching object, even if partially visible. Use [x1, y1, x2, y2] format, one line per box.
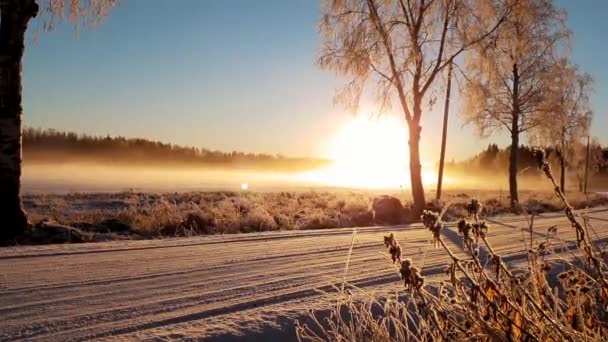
[23, 0, 607, 160]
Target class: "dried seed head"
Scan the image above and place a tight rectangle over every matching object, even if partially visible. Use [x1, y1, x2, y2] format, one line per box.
[384, 233, 402, 263]
[422, 211, 443, 247]
[421, 210, 439, 229]
[465, 197, 483, 217]
[430, 223, 443, 247]
[384, 233, 395, 247]
[400, 258, 424, 290]
[389, 244, 402, 263]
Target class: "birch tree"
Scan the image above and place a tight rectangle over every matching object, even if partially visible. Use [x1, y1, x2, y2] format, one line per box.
[462, 0, 567, 207]
[535, 60, 592, 193]
[0, 0, 119, 242]
[319, 0, 511, 215]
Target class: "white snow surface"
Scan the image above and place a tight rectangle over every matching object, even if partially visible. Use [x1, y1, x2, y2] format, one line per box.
[1, 208, 608, 341]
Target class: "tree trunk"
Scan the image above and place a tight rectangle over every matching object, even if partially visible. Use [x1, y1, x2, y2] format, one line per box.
[560, 128, 566, 194]
[508, 131, 519, 208]
[509, 63, 520, 208]
[560, 154, 566, 194]
[409, 98, 425, 216]
[0, 1, 38, 242]
[584, 133, 590, 194]
[436, 62, 452, 201]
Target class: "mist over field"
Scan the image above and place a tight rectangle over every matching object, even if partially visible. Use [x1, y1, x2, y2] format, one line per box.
[22, 162, 608, 194]
[21, 128, 608, 195]
[22, 163, 318, 193]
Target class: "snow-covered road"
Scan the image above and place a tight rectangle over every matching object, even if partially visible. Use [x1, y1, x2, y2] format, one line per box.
[2, 208, 608, 341]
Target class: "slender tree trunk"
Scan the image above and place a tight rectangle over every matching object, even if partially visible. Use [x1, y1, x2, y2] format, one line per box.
[0, 0, 38, 242]
[436, 62, 452, 201]
[584, 133, 590, 194]
[509, 63, 520, 208]
[559, 154, 566, 194]
[508, 130, 519, 207]
[559, 129, 566, 194]
[409, 97, 425, 216]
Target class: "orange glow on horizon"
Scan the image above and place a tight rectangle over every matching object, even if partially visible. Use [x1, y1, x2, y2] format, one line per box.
[296, 115, 438, 190]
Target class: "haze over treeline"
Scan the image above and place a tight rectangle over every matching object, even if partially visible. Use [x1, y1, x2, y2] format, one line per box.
[447, 143, 608, 190]
[23, 128, 330, 172]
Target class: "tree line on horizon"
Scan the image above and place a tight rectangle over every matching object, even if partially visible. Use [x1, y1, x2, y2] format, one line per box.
[446, 143, 608, 191]
[22, 127, 330, 171]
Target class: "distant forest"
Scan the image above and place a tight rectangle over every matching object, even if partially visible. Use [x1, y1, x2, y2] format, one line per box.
[446, 143, 608, 188]
[22, 127, 608, 180]
[22, 128, 330, 171]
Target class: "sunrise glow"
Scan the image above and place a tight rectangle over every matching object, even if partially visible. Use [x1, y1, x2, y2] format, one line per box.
[298, 115, 437, 189]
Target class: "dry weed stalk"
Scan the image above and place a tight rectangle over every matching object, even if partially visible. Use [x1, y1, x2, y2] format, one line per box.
[297, 149, 608, 341]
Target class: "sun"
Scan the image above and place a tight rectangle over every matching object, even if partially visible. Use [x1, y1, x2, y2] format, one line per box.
[329, 115, 410, 188]
[300, 115, 437, 189]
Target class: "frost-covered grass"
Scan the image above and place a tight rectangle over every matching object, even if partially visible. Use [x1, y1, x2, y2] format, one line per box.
[22, 189, 608, 239]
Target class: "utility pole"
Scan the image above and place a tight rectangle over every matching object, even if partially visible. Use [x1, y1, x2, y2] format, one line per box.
[436, 62, 453, 200]
[584, 113, 592, 194]
[584, 133, 590, 194]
